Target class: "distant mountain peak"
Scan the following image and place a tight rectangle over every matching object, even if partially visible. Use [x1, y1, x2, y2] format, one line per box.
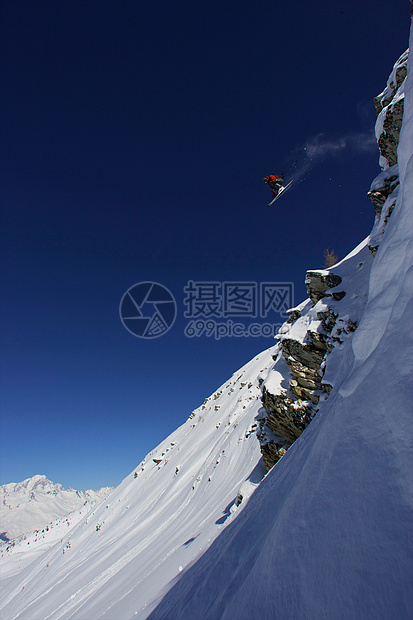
[0, 475, 112, 540]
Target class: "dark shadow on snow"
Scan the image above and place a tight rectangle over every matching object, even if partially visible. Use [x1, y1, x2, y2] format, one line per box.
[182, 535, 199, 547]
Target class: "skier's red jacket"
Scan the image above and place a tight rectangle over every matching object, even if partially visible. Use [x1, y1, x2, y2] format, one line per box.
[267, 175, 283, 184]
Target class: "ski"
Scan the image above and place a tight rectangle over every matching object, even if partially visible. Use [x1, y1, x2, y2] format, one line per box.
[267, 180, 293, 206]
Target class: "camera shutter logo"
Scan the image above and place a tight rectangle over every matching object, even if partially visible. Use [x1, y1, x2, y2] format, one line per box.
[120, 282, 177, 339]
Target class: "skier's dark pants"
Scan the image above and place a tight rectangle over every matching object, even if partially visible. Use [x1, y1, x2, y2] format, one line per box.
[268, 182, 283, 197]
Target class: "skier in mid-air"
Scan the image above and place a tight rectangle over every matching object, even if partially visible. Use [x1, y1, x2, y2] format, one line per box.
[263, 172, 294, 206]
[263, 174, 284, 198]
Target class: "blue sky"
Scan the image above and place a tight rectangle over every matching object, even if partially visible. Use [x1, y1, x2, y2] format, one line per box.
[1, 0, 409, 490]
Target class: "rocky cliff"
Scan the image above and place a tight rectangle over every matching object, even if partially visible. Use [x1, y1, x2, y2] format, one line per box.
[257, 49, 409, 472]
[258, 256, 366, 471]
[368, 49, 408, 255]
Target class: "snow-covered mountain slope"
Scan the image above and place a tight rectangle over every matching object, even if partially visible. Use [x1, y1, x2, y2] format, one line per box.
[0, 348, 274, 619]
[148, 34, 413, 620]
[0, 501, 101, 576]
[1, 29, 412, 620]
[0, 475, 112, 541]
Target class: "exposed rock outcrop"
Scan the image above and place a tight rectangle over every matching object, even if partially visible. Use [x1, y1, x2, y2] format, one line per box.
[367, 166, 399, 218]
[377, 98, 404, 168]
[259, 384, 314, 470]
[281, 336, 325, 403]
[257, 268, 352, 471]
[368, 49, 408, 255]
[374, 50, 408, 115]
[305, 271, 343, 304]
